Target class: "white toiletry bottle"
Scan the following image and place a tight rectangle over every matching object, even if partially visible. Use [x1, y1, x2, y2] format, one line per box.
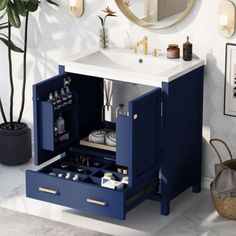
[65, 86, 73, 105]
[48, 93, 57, 108]
[61, 88, 67, 107]
[54, 91, 62, 110]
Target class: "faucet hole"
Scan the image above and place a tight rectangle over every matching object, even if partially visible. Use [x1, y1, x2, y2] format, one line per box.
[139, 59, 143, 64]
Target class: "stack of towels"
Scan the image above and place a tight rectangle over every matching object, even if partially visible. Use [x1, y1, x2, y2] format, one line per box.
[88, 130, 116, 147]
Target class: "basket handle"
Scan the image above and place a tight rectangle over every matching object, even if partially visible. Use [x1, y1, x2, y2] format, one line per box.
[209, 138, 233, 163]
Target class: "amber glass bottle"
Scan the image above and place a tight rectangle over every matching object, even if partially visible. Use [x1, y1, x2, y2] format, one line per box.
[183, 36, 193, 61]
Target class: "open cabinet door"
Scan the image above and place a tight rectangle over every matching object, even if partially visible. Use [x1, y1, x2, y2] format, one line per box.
[116, 88, 162, 186]
[33, 73, 78, 165]
[33, 73, 103, 165]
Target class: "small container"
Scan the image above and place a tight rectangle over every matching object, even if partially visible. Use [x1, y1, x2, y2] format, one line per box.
[61, 163, 69, 169]
[93, 162, 101, 168]
[121, 176, 129, 185]
[117, 167, 123, 174]
[73, 174, 79, 181]
[61, 88, 68, 107]
[49, 172, 56, 176]
[183, 36, 193, 61]
[54, 91, 62, 110]
[123, 169, 128, 175]
[167, 44, 180, 59]
[103, 172, 115, 180]
[56, 114, 65, 134]
[65, 172, 71, 179]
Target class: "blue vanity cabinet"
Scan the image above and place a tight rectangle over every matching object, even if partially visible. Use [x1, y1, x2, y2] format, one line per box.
[26, 72, 163, 220]
[26, 64, 204, 219]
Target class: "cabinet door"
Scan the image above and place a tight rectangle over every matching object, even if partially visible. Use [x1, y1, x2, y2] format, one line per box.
[33, 73, 76, 165]
[116, 88, 162, 186]
[33, 73, 103, 165]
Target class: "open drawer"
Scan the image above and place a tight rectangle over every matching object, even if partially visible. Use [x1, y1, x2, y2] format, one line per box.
[30, 72, 162, 220]
[26, 156, 157, 220]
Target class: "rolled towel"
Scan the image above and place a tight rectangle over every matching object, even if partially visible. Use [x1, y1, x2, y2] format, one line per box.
[105, 132, 116, 147]
[88, 130, 106, 144]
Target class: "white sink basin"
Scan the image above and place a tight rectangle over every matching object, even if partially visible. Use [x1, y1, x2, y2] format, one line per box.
[61, 48, 204, 87]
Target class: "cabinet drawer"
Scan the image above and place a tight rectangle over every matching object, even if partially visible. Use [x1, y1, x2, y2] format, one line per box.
[26, 170, 125, 219]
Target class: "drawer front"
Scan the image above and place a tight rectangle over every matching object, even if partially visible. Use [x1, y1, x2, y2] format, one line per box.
[26, 170, 125, 220]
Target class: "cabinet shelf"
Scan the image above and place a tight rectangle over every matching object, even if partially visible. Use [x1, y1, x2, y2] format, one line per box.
[70, 146, 116, 161]
[80, 136, 116, 152]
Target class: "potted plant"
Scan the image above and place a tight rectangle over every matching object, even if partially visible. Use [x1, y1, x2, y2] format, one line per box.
[0, 0, 58, 165]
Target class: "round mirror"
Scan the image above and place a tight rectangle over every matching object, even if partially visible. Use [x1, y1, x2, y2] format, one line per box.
[115, 0, 196, 29]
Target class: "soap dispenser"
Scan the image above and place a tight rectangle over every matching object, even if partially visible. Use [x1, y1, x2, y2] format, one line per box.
[183, 36, 192, 61]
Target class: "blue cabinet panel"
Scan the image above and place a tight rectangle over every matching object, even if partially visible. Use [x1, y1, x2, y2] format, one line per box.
[26, 170, 126, 220]
[117, 88, 161, 186]
[116, 115, 131, 167]
[160, 66, 204, 215]
[130, 88, 161, 179]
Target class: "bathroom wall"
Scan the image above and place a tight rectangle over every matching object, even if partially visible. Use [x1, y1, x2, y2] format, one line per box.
[0, 0, 235, 179]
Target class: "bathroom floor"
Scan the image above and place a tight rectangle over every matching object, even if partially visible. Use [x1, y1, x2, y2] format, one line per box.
[0, 160, 235, 236]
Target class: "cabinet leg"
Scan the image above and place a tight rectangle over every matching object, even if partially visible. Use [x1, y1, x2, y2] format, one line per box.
[161, 199, 170, 216]
[192, 180, 201, 193]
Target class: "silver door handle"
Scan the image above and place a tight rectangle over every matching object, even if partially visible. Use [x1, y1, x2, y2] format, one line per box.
[86, 198, 107, 206]
[38, 187, 58, 195]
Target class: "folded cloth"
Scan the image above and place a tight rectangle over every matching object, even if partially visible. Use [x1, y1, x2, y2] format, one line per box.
[211, 163, 236, 197]
[105, 132, 116, 146]
[88, 130, 106, 144]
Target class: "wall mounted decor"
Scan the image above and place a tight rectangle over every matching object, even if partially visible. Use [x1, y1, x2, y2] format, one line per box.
[217, 0, 235, 38]
[224, 43, 236, 116]
[68, 0, 84, 18]
[115, 0, 196, 29]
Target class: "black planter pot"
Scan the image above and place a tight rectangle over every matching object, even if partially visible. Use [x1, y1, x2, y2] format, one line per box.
[0, 122, 32, 165]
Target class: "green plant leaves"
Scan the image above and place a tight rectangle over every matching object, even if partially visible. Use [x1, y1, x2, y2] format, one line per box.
[0, 23, 8, 30]
[14, 1, 27, 16]
[24, 0, 39, 12]
[7, 2, 21, 28]
[45, 0, 59, 6]
[0, 34, 23, 52]
[98, 16, 104, 27]
[0, 0, 8, 11]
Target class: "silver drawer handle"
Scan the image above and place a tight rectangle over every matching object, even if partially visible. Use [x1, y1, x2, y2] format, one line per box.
[86, 198, 107, 206]
[39, 187, 58, 195]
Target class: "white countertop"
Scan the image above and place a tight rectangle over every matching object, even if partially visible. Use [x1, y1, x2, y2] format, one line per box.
[60, 48, 204, 87]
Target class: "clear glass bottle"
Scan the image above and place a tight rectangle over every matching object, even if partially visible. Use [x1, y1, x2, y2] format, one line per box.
[54, 91, 62, 110]
[61, 88, 67, 107]
[65, 86, 73, 105]
[99, 27, 109, 49]
[56, 114, 65, 134]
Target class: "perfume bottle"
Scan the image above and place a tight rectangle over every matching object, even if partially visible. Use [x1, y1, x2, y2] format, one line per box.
[65, 86, 73, 105]
[54, 91, 62, 110]
[48, 93, 57, 108]
[61, 88, 67, 107]
[56, 114, 65, 134]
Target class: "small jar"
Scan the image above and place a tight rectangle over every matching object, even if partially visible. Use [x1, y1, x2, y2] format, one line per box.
[167, 44, 180, 59]
[103, 172, 115, 180]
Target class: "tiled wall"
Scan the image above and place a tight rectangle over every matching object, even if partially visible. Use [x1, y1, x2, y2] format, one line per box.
[0, 0, 235, 179]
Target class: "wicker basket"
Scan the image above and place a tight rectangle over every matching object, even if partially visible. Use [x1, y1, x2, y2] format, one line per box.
[209, 138, 236, 220]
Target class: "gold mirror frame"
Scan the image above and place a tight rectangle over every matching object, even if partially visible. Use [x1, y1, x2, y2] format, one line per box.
[115, 0, 196, 29]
